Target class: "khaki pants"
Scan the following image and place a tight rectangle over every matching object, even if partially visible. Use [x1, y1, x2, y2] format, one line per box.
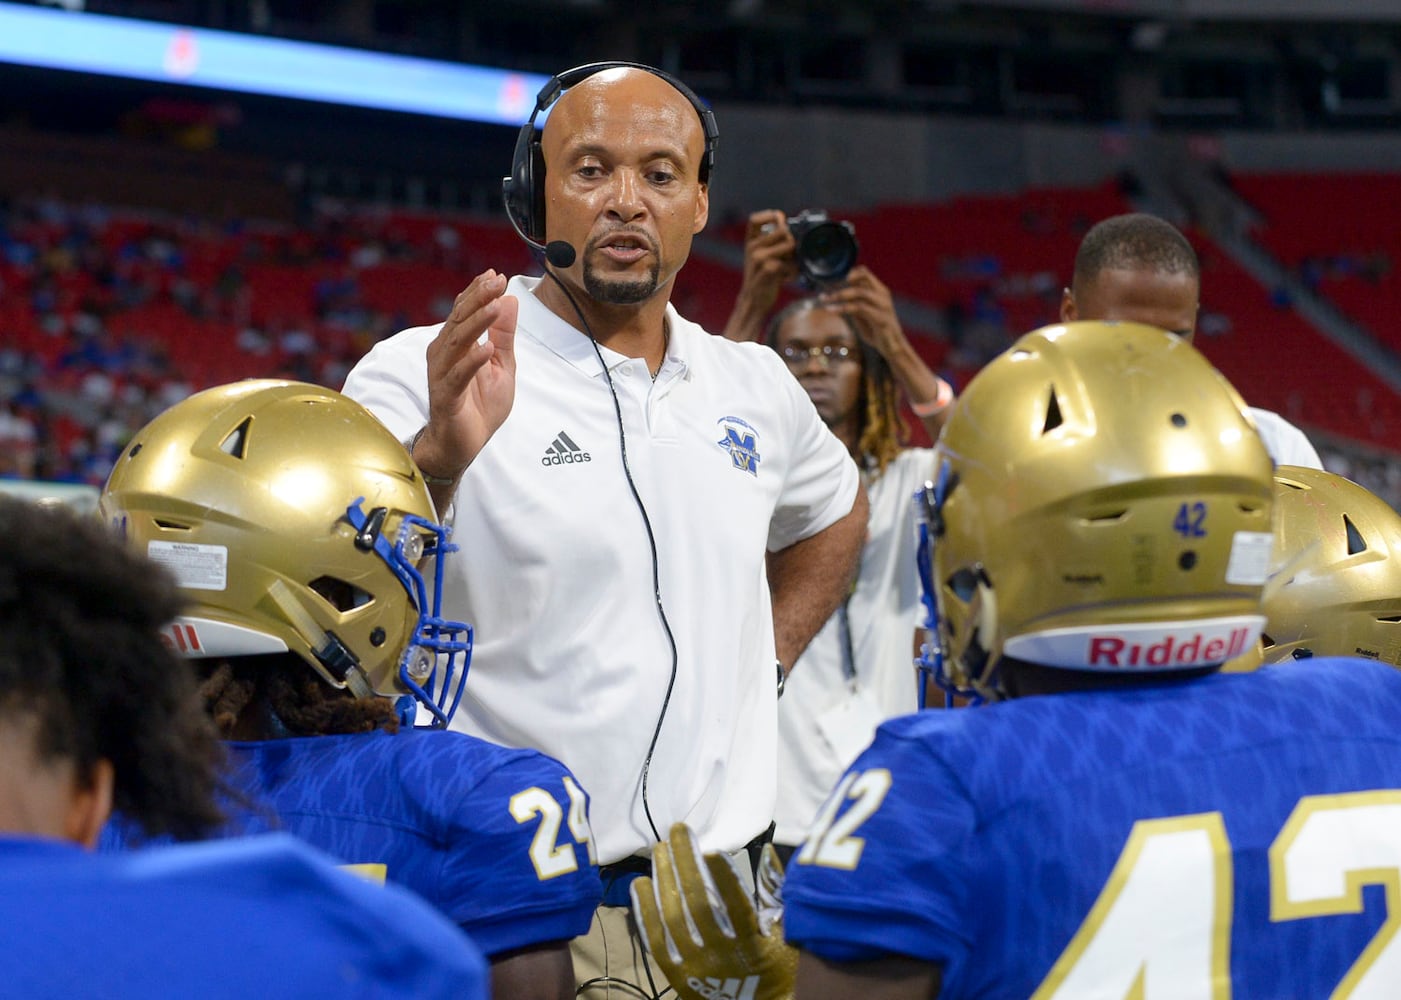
[571, 903, 666, 999]
[571, 849, 757, 998]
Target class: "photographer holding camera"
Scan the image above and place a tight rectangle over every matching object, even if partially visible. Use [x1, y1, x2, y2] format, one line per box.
[721, 208, 953, 438]
[721, 208, 957, 860]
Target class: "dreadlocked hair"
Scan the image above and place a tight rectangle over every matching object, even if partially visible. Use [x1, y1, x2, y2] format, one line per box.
[199, 654, 399, 738]
[857, 343, 907, 477]
[767, 297, 909, 478]
[0, 497, 227, 841]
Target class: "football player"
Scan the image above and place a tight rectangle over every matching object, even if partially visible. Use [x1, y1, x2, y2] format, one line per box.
[99, 380, 600, 1000]
[0, 494, 486, 998]
[1262, 464, 1401, 666]
[633, 321, 1401, 999]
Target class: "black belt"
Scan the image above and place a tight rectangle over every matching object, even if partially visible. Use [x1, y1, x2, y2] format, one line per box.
[599, 822, 775, 908]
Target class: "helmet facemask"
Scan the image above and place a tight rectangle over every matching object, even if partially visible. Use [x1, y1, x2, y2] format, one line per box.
[343, 499, 471, 727]
[916, 465, 996, 707]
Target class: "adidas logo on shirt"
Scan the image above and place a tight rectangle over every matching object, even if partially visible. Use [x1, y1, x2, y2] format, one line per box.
[686, 976, 759, 1000]
[541, 431, 592, 466]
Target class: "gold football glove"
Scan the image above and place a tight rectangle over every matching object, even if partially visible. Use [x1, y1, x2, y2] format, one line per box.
[631, 823, 797, 1000]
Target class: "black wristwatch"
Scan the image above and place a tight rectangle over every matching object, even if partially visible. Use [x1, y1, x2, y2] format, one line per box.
[776, 658, 787, 699]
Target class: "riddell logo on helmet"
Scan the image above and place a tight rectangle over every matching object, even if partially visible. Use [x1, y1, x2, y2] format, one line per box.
[160, 622, 203, 655]
[1087, 627, 1251, 668]
[995, 617, 1265, 671]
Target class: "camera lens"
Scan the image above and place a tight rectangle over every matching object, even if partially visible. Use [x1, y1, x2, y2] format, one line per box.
[787, 210, 859, 288]
[798, 222, 859, 283]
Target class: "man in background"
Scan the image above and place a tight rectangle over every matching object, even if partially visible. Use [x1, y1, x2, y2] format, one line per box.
[1061, 211, 1322, 467]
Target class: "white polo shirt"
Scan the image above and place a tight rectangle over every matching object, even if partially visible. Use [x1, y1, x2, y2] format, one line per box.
[342, 275, 861, 864]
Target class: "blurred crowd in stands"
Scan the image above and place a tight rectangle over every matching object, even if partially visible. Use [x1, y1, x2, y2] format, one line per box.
[1, 193, 1398, 510]
[0, 194, 527, 481]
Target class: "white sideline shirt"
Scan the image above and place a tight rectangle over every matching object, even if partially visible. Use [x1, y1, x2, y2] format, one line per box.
[343, 275, 861, 864]
[1248, 406, 1322, 469]
[774, 447, 934, 845]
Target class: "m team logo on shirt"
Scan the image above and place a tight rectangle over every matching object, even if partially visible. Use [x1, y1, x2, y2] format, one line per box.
[716, 416, 761, 476]
[541, 431, 592, 466]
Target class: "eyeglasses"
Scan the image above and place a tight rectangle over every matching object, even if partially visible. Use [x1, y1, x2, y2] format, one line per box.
[779, 344, 856, 367]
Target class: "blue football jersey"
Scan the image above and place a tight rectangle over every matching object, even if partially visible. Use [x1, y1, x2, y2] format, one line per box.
[783, 657, 1401, 998]
[2, 831, 485, 999]
[103, 728, 601, 958]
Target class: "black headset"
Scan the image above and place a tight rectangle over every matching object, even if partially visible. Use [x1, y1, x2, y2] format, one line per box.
[501, 60, 719, 254]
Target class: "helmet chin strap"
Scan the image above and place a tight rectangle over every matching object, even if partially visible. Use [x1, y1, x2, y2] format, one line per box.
[267, 578, 374, 699]
[959, 579, 997, 700]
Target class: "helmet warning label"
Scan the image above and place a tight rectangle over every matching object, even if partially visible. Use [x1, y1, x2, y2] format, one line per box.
[147, 540, 228, 591]
[1225, 530, 1273, 586]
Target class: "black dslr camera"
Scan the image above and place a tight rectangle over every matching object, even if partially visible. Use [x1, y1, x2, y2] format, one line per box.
[787, 209, 859, 289]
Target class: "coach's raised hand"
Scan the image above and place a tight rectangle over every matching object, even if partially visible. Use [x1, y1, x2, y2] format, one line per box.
[412, 269, 518, 499]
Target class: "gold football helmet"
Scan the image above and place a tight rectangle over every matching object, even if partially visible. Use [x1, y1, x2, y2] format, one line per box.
[1261, 465, 1401, 666]
[918, 321, 1274, 701]
[100, 379, 470, 727]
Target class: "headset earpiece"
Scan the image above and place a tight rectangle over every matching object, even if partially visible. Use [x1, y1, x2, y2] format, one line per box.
[502, 117, 544, 247]
[501, 60, 718, 255]
[502, 138, 546, 247]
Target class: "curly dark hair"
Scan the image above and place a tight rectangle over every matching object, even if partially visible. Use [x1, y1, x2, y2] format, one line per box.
[0, 496, 226, 840]
[766, 297, 907, 476]
[1072, 213, 1200, 288]
[199, 654, 399, 738]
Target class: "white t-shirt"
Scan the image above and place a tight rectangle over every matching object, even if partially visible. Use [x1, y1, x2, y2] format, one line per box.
[1248, 406, 1322, 469]
[773, 447, 933, 845]
[342, 276, 860, 864]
